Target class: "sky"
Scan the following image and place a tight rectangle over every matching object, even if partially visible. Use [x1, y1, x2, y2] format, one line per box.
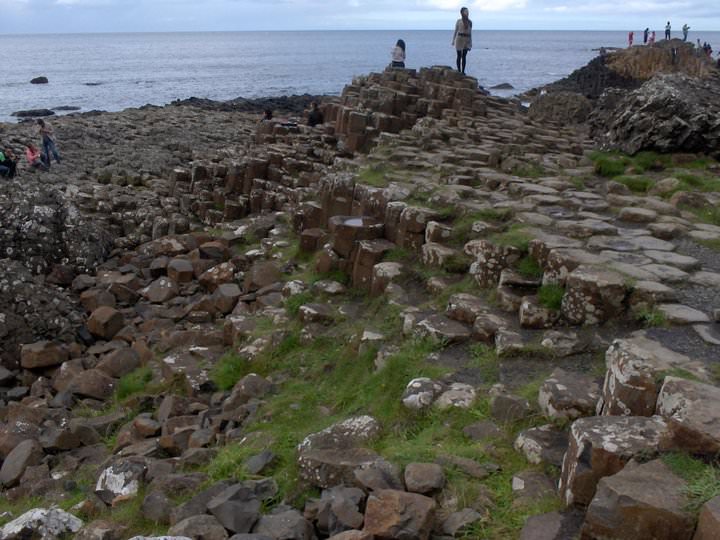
[1, 0, 719, 33]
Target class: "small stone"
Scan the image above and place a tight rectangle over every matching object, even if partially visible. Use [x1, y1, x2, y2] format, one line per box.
[404, 463, 445, 493]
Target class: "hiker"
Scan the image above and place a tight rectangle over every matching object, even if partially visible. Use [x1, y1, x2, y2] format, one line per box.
[643, 28, 649, 44]
[665, 21, 671, 40]
[0, 147, 17, 179]
[306, 101, 324, 128]
[628, 31, 634, 47]
[25, 143, 47, 171]
[37, 119, 61, 167]
[650, 31, 656, 45]
[452, 7, 472, 75]
[391, 39, 406, 68]
[259, 109, 273, 123]
[682, 24, 690, 41]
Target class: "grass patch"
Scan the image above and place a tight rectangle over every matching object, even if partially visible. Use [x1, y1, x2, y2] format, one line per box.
[537, 284, 565, 311]
[211, 353, 253, 391]
[591, 151, 630, 177]
[470, 343, 500, 384]
[663, 453, 720, 514]
[115, 366, 153, 401]
[697, 238, 720, 251]
[614, 175, 654, 193]
[512, 163, 546, 178]
[357, 163, 391, 188]
[383, 247, 413, 262]
[284, 291, 314, 317]
[635, 307, 667, 328]
[690, 205, 720, 227]
[450, 210, 509, 245]
[516, 255, 543, 279]
[632, 151, 671, 172]
[490, 225, 532, 252]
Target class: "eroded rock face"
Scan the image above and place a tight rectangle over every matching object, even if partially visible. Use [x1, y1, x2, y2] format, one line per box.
[593, 73, 720, 155]
[1, 508, 83, 540]
[559, 415, 672, 506]
[363, 489, 436, 540]
[528, 91, 593, 125]
[582, 460, 694, 540]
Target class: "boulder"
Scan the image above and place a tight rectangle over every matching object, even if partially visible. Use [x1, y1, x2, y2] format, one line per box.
[582, 459, 694, 540]
[655, 377, 720, 455]
[31, 76, 49, 84]
[69, 368, 116, 400]
[20, 341, 69, 369]
[514, 425, 569, 467]
[0, 438, 44, 487]
[1, 508, 83, 540]
[559, 415, 672, 506]
[304, 485, 365, 537]
[694, 495, 720, 540]
[401, 378, 445, 410]
[87, 306, 125, 340]
[207, 484, 261, 533]
[404, 463, 445, 494]
[561, 265, 627, 325]
[142, 277, 179, 303]
[363, 489, 436, 540]
[252, 509, 314, 540]
[95, 459, 147, 504]
[168, 515, 229, 540]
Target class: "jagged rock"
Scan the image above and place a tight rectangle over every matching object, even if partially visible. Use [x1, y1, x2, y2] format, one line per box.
[561, 265, 627, 325]
[95, 459, 147, 504]
[559, 415, 671, 506]
[170, 480, 235, 526]
[404, 463, 445, 494]
[253, 509, 314, 540]
[20, 341, 69, 369]
[656, 377, 720, 455]
[207, 484, 261, 534]
[0, 438, 44, 487]
[87, 306, 125, 340]
[168, 514, 229, 540]
[694, 495, 720, 540]
[75, 520, 128, 540]
[304, 485, 365, 537]
[528, 91, 593, 124]
[593, 73, 720, 155]
[538, 368, 600, 421]
[582, 459, 694, 540]
[1, 508, 83, 540]
[598, 334, 706, 417]
[363, 489, 436, 540]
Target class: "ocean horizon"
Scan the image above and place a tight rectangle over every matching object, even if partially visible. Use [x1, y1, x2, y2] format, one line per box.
[3, 29, 719, 123]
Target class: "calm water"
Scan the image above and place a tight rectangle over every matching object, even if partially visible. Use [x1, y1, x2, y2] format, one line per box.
[2, 30, 719, 122]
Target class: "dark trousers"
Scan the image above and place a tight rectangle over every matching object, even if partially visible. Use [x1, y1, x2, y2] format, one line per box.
[42, 137, 61, 166]
[456, 49, 469, 74]
[0, 160, 17, 178]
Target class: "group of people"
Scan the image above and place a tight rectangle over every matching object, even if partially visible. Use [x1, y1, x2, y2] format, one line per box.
[0, 118, 62, 179]
[391, 7, 474, 75]
[629, 22, 691, 47]
[259, 101, 324, 129]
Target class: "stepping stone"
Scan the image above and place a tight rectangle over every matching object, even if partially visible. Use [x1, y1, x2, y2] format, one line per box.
[618, 207, 658, 223]
[582, 460, 694, 540]
[693, 324, 720, 345]
[690, 271, 720, 288]
[559, 415, 671, 506]
[629, 280, 677, 306]
[640, 264, 689, 283]
[643, 250, 701, 271]
[562, 265, 627, 325]
[519, 511, 584, 540]
[538, 368, 600, 421]
[514, 424, 569, 467]
[656, 377, 720, 455]
[363, 490, 436, 540]
[415, 314, 471, 344]
[512, 470, 557, 506]
[657, 304, 710, 325]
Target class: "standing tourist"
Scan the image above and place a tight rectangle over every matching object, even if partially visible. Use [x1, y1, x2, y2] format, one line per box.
[306, 102, 324, 128]
[37, 119, 61, 167]
[650, 31, 656, 45]
[665, 21, 671, 40]
[643, 28, 649, 44]
[391, 39, 406, 68]
[682, 24, 690, 41]
[628, 31, 634, 47]
[452, 7, 472, 75]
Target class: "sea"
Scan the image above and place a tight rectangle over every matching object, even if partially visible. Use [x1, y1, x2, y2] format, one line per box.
[2, 30, 720, 123]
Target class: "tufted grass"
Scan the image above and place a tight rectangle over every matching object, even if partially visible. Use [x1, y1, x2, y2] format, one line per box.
[613, 174, 654, 193]
[115, 366, 153, 401]
[490, 224, 533, 252]
[662, 453, 720, 514]
[537, 284, 565, 311]
[357, 163, 391, 187]
[516, 255, 543, 279]
[635, 307, 667, 328]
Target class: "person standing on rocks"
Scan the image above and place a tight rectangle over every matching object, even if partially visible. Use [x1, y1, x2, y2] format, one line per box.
[628, 31, 634, 47]
[665, 21, 671, 40]
[650, 31, 656, 44]
[643, 28, 649, 44]
[391, 39, 406, 68]
[37, 119, 61, 167]
[682, 24, 690, 41]
[306, 101, 324, 128]
[452, 7, 472, 75]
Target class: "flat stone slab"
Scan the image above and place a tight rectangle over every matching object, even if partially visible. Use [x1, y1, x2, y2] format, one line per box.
[640, 264, 689, 283]
[657, 304, 710, 325]
[693, 324, 720, 345]
[690, 271, 720, 288]
[643, 250, 700, 271]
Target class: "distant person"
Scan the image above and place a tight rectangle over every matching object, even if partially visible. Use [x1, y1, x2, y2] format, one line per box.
[650, 31, 656, 44]
[643, 28, 649, 44]
[671, 47, 679, 64]
[260, 109, 273, 123]
[682, 24, 690, 41]
[25, 143, 47, 171]
[599, 47, 607, 57]
[628, 31, 634, 47]
[306, 101, 324, 128]
[665, 21, 671, 40]
[391, 39, 406, 68]
[37, 119, 61, 167]
[697, 38, 702, 48]
[452, 7, 472, 75]
[0, 147, 17, 179]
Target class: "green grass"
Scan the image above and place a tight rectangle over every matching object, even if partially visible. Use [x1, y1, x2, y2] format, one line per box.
[470, 343, 500, 384]
[537, 284, 565, 311]
[516, 255, 543, 279]
[662, 453, 720, 514]
[284, 291, 314, 317]
[591, 151, 630, 177]
[635, 307, 667, 328]
[591, 150, 671, 177]
[512, 164, 546, 178]
[614, 175, 655, 193]
[656, 368, 703, 384]
[690, 205, 720, 227]
[383, 247, 413, 262]
[115, 366, 153, 401]
[211, 352, 253, 391]
[632, 151, 671, 172]
[357, 163, 391, 188]
[697, 238, 720, 251]
[490, 225, 533, 253]
[433, 275, 477, 310]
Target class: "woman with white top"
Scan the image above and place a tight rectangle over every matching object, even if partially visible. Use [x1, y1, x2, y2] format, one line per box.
[452, 7, 472, 75]
[391, 39, 406, 68]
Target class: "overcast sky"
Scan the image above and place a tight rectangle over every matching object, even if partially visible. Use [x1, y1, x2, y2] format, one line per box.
[1, 0, 719, 33]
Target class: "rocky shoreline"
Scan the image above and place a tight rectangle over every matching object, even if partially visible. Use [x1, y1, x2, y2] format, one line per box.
[1, 45, 719, 540]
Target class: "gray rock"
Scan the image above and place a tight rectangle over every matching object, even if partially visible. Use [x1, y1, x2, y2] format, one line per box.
[1, 508, 83, 540]
[168, 515, 229, 540]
